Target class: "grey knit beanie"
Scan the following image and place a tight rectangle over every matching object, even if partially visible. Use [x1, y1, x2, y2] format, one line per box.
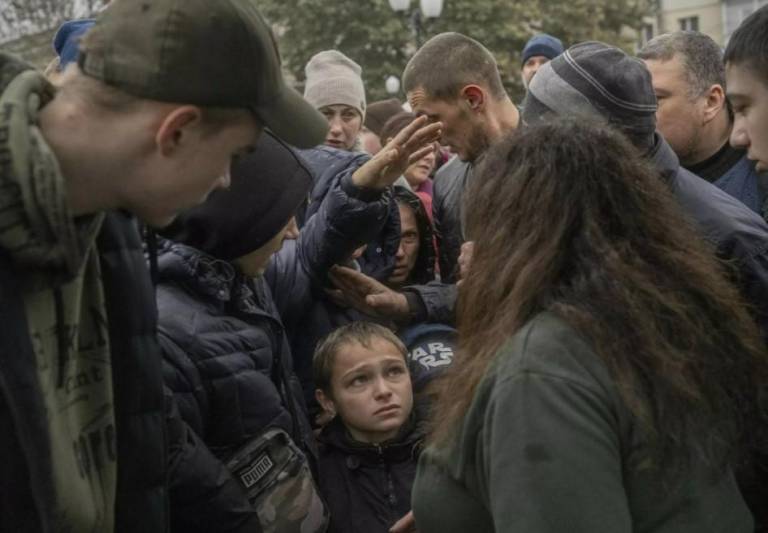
[522, 41, 657, 148]
[303, 50, 366, 118]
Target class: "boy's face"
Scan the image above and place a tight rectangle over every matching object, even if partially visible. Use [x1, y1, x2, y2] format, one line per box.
[320, 337, 413, 444]
[727, 62, 768, 172]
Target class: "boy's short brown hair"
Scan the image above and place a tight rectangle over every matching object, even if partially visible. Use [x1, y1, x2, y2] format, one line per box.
[313, 322, 408, 394]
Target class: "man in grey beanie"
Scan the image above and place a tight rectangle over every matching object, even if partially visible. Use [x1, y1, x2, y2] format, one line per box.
[523, 40, 768, 525]
[304, 50, 367, 151]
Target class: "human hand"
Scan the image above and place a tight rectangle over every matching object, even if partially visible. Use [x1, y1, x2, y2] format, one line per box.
[389, 510, 417, 533]
[457, 241, 474, 286]
[329, 265, 410, 321]
[352, 116, 442, 190]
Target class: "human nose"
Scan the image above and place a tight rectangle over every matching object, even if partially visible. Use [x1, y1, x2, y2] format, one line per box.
[730, 117, 749, 150]
[328, 116, 344, 136]
[372, 375, 393, 399]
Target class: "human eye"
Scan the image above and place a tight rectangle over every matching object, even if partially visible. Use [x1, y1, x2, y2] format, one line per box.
[732, 103, 748, 115]
[348, 373, 369, 387]
[386, 364, 407, 378]
[402, 232, 419, 244]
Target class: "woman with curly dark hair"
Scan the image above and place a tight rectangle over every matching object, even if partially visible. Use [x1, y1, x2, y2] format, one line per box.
[411, 119, 768, 532]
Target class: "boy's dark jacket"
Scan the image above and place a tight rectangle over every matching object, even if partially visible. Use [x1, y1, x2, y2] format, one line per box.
[317, 414, 424, 533]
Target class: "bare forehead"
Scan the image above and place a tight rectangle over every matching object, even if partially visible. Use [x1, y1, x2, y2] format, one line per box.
[335, 338, 406, 371]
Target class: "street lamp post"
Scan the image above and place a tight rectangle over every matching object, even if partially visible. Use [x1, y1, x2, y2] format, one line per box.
[385, 75, 401, 95]
[388, 0, 444, 48]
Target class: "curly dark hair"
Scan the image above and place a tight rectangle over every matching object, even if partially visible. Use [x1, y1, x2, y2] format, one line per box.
[429, 118, 768, 475]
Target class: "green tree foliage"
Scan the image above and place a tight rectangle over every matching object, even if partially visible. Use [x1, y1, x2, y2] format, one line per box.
[260, 0, 653, 103]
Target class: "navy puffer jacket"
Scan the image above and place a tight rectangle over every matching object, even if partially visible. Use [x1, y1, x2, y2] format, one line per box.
[157, 243, 310, 460]
[298, 146, 401, 282]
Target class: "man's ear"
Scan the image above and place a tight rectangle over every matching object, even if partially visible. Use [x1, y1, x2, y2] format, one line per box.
[315, 389, 336, 415]
[155, 105, 203, 156]
[460, 85, 486, 112]
[702, 84, 726, 123]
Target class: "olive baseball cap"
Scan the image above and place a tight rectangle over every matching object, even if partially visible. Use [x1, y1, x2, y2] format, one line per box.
[78, 0, 328, 148]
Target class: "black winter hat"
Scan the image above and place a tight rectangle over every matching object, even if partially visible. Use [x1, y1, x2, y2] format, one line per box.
[160, 130, 312, 261]
[522, 41, 658, 146]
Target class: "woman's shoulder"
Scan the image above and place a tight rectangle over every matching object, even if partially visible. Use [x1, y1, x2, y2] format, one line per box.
[489, 312, 615, 399]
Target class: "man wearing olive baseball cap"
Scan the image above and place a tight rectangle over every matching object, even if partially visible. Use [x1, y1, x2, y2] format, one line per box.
[0, 0, 326, 532]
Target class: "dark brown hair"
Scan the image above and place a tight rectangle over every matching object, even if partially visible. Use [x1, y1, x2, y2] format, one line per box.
[403, 32, 506, 101]
[379, 111, 416, 145]
[313, 322, 407, 393]
[430, 118, 768, 474]
[724, 5, 768, 87]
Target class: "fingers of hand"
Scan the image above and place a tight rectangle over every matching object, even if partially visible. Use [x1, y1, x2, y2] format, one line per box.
[390, 115, 428, 149]
[401, 122, 442, 155]
[407, 144, 436, 166]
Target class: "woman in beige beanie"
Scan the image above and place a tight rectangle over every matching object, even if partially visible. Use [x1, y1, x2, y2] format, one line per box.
[304, 50, 366, 150]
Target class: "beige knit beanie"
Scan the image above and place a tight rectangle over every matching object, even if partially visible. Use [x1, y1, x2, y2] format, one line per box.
[303, 50, 366, 119]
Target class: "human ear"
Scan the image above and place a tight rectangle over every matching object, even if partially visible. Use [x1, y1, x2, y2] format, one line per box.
[702, 84, 726, 122]
[155, 105, 203, 156]
[315, 389, 336, 416]
[460, 85, 486, 112]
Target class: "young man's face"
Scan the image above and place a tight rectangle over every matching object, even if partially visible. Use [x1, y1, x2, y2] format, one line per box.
[320, 104, 362, 151]
[644, 55, 709, 165]
[388, 203, 420, 288]
[727, 62, 768, 172]
[408, 86, 488, 162]
[133, 113, 260, 228]
[521, 55, 550, 88]
[322, 338, 413, 444]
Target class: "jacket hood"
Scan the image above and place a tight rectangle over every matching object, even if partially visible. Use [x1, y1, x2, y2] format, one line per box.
[393, 185, 436, 285]
[160, 130, 312, 262]
[157, 240, 272, 318]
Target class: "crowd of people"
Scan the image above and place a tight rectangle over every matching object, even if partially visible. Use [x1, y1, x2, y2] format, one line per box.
[2, 0, 768, 532]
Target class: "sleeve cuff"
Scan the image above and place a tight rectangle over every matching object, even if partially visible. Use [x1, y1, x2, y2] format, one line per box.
[341, 173, 384, 202]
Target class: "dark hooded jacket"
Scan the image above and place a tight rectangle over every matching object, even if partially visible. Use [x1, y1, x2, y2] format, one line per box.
[317, 414, 424, 533]
[287, 147, 403, 412]
[298, 146, 401, 281]
[157, 134, 394, 531]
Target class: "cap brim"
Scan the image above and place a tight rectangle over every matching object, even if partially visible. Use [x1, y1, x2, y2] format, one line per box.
[254, 84, 328, 149]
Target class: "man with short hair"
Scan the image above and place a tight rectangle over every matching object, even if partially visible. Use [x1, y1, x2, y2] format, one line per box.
[724, 9, 768, 530]
[639, 31, 766, 217]
[523, 40, 768, 527]
[329, 32, 520, 326]
[725, 6, 768, 178]
[0, 0, 328, 531]
[403, 32, 520, 281]
[520, 33, 564, 89]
